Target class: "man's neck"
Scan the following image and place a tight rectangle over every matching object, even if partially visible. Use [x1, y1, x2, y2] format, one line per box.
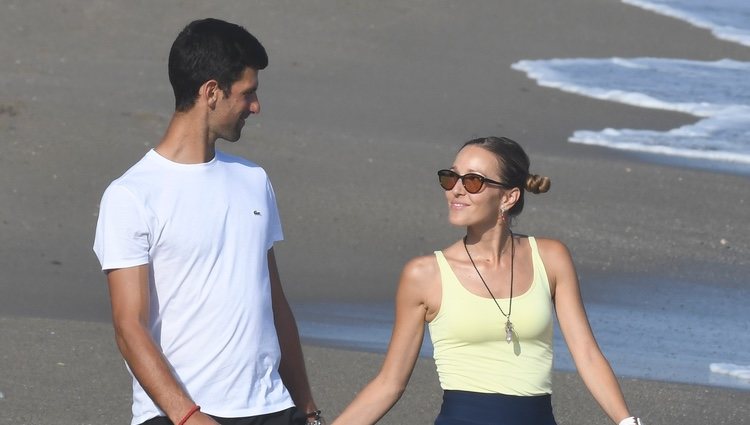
[155, 111, 216, 164]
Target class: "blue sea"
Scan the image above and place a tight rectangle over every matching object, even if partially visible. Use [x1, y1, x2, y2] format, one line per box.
[293, 0, 750, 393]
[513, 0, 750, 172]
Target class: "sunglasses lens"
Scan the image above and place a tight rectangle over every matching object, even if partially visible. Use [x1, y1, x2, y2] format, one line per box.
[463, 175, 484, 193]
[438, 170, 458, 190]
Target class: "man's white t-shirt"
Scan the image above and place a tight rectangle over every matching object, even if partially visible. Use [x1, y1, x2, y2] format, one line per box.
[93, 149, 293, 424]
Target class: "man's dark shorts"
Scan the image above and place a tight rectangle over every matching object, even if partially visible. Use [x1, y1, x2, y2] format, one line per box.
[140, 407, 306, 425]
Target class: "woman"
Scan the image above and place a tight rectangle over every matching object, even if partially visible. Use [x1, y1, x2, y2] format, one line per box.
[332, 137, 642, 425]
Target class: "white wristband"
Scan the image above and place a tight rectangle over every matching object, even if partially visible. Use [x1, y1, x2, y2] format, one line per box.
[618, 417, 642, 425]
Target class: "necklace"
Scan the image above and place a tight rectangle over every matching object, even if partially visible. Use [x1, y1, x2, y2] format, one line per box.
[463, 231, 515, 343]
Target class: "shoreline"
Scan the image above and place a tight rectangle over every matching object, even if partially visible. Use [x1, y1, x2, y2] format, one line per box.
[290, 293, 750, 392]
[617, 149, 750, 178]
[1, 316, 748, 425]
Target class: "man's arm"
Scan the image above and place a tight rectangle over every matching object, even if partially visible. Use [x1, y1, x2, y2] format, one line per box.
[107, 265, 218, 424]
[268, 249, 318, 418]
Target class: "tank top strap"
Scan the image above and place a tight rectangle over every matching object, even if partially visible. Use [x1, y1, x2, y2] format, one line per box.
[434, 250, 461, 297]
[434, 250, 447, 264]
[527, 237, 552, 297]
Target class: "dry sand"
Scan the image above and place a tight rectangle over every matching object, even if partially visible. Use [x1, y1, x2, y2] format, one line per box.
[1, 0, 748, 424]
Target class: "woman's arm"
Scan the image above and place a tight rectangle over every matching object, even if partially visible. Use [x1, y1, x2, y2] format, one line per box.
[540, 239, 633, 424]
[331, 256, 435, 425]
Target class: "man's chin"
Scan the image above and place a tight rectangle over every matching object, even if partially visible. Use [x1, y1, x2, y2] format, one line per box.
[221, 131, 242, 143]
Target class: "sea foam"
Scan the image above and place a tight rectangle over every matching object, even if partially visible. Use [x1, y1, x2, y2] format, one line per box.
[512, 58, 750, 165]
[710, 363, 750, 381]
[621, 0, 750, 47]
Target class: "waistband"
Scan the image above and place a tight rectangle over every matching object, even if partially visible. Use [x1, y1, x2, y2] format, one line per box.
[434, 390, 556, 425]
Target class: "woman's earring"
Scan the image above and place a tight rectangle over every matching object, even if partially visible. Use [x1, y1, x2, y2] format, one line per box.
[500, 207, 506, 223]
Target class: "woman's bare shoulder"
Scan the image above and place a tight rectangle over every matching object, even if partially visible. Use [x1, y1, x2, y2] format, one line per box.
[533, 236, 571, 257]
[401, 253, 440, 284]
[401, 240, 463, 287]
[532, 237, 576, 288]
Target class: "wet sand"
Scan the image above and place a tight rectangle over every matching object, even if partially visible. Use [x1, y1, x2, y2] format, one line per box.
[0, 0, 748, 424]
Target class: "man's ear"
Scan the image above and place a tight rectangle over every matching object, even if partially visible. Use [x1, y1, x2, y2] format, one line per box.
[200, 80, 220, 109]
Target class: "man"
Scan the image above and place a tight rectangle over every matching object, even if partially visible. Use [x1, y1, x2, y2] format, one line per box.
[93, 19, 320, 425]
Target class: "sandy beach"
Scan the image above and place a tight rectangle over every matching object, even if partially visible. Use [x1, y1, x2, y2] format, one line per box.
[1, 0, 748, 424]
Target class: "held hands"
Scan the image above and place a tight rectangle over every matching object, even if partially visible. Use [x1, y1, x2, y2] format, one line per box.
[304, 409, 325, 425]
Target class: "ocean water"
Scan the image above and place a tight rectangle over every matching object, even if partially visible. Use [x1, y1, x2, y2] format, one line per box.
[511, 0, 750, 171]
[621, 0, 750, 47]
[293, 276, 750, 391]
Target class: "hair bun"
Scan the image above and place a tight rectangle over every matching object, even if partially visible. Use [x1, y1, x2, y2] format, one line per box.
[525, 174, 551, 194]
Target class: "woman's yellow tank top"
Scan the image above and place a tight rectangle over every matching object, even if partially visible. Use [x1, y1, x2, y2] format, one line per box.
[428, 236, 554, 396]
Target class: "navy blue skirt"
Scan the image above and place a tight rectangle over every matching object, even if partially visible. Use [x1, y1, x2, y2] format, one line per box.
[434, 390, 557, 425]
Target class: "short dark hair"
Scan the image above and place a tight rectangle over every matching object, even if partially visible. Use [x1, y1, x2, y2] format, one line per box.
[168, 18, 268, 111]
[462, 136, 550, 217]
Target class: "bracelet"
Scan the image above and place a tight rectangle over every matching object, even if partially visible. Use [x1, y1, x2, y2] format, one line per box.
[618, 416, 642, 425]
[305, 409, 323, 425]
[178, 405, 201, 425]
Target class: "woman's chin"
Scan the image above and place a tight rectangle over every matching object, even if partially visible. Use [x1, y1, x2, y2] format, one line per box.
[447, 214, 470, 227]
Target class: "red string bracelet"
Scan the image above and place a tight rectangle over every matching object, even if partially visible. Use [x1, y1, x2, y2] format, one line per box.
[177, 405, 200, 425]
